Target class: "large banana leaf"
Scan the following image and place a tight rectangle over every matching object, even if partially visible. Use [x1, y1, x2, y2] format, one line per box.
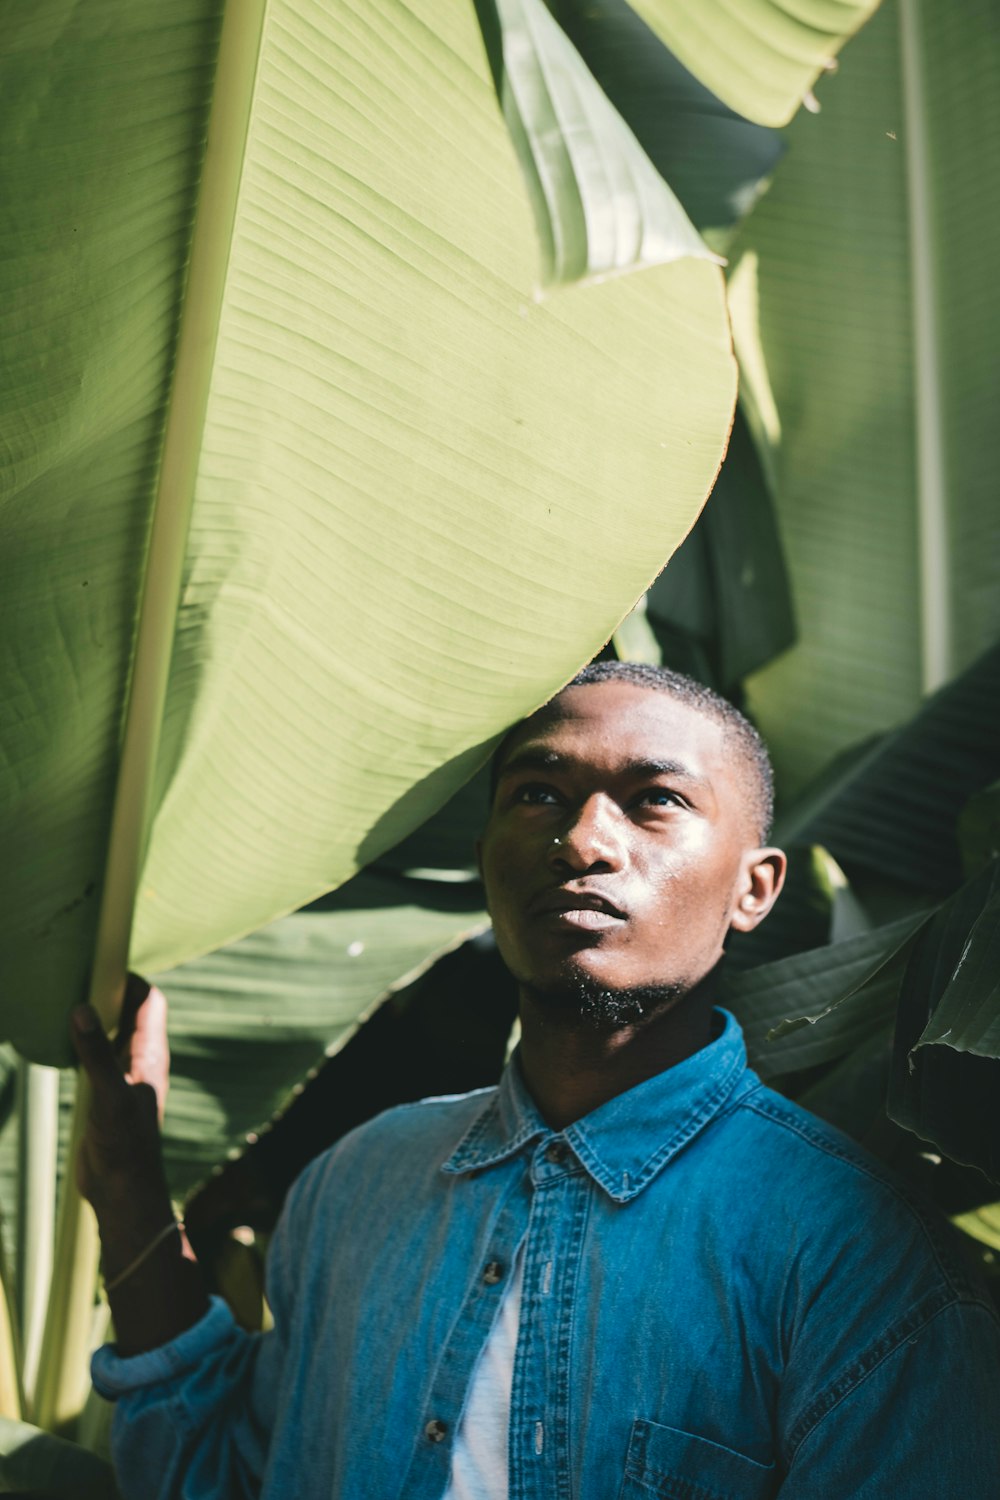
[730, 0, 1000, 793]
[0, 0, 737, 1064]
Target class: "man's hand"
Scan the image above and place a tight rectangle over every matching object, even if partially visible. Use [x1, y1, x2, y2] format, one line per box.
[71, 974, 170, 1212]
[70, 976, 209, 1355]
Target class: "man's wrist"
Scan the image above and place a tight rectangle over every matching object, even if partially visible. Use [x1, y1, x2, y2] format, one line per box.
[92, 1181, 178, 1272]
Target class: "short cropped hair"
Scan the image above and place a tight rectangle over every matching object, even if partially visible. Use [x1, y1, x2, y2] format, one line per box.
[490, 660, 774, 842]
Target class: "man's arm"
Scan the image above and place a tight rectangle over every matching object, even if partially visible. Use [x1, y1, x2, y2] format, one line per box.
[74, 983, 291, 1500]
[71, 983, 209, 1353]
[777, 1297, 1000, 1497]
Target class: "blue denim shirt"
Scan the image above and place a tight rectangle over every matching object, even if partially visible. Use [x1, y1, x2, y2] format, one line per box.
[93, 1011, 1000, 1498]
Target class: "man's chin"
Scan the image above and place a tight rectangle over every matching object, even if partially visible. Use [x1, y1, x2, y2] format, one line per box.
[522, 972, 685, 1032]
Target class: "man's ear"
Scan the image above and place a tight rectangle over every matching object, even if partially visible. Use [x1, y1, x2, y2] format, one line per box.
[729, 848, 787, 933]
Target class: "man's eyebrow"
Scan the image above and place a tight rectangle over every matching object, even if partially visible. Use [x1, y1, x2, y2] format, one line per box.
[626, 758, 708, 785]
[497, 748, 564, 780]
[498, 750, 709, 786]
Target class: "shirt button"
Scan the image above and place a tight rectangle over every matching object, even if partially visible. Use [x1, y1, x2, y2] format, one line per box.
[483, 1260, 504, 1285]
[425, 1418, 448, 1443]
[545, 1141, 567, 1165]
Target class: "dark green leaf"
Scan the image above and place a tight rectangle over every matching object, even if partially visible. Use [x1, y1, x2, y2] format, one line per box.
[722, 912, 926, 1079]
[189, 931, 517, 1252]
[775, 643, 1000, 893]
[889, 861, 1000, 1179]
[732, 2, 1000, 792]
[959, 781, 1000, 879]
[0, 1415, 118, 1499]
[157, 872, 488, 1195]
[795, 1023, 894, 1143]
[648, 407, 796, 687]
[545, 0, 783, 232]
[913, 869, 1000, 1060]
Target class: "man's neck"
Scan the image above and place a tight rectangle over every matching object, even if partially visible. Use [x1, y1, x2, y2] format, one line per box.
[517, 984, 716, 1131]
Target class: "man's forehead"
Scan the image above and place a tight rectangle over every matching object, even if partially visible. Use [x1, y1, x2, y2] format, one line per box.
[504, 682, 727, 768]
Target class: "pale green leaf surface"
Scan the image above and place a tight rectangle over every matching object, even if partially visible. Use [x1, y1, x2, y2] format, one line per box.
[623, 0, 881, 126]
[479, 0, 712, 286]
[732, 1, 1000, 792]
[0, 2, 223, 1054]
[0, 1, 735, 1062]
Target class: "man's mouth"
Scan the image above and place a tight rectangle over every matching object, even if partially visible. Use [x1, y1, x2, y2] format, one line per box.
[532, 890, 627, 931]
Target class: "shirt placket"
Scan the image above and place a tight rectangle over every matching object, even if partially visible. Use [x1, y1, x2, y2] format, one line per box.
[509, 1137, 592, 1500]
[396, 1165, 533, 1500]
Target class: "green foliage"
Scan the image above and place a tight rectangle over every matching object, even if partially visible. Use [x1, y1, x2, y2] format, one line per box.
[475, 0, 713, 284]
[0, 0, 737, 1066]
[544, 0, 784, 235]
[647, 408, 796, 690]
[5, 0, 1000, 1480]
[0, 1414, 118, 1498]
[622, 0, 881, 126]
[730, 0, 1000, 794]
[889, 862, 1000, 1176]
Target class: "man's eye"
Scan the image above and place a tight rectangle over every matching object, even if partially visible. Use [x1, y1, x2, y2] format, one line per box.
[515, 783, 559, 805]
[636, 788, 682, 809]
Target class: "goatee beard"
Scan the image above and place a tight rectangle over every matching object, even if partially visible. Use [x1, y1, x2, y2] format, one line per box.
[523, 975, 685, 1032]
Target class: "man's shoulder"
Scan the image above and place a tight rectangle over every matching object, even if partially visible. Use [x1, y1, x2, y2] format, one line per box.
[354, 1085, 499, 1150]
[726, 1079, 932, 1224]
[289, 1084, 498, 1202]
[720, 1078, 987, 1306]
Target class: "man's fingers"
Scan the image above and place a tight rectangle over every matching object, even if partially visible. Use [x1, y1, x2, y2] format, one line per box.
[71, 1005, 130, 1123]
[116, 972, 153, 1047]
[123, 983, 169, 1114]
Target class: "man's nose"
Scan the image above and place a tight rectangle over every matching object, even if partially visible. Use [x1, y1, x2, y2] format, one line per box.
[549, 796, 625, 873]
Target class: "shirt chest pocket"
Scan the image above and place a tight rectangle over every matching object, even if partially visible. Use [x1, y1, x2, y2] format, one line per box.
[618, 1419, 777, 1500]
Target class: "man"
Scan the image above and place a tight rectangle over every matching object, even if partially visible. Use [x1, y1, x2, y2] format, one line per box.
[75, 662, 1000, 1498]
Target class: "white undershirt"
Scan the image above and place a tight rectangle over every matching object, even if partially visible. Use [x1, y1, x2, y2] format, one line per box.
[442, 1250, 525, 1500]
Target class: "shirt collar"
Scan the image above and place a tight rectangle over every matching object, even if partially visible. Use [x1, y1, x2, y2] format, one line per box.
[442, 1008, 748, 1203]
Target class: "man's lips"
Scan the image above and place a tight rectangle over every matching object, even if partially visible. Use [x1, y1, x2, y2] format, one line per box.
[530, 889, 627, 931]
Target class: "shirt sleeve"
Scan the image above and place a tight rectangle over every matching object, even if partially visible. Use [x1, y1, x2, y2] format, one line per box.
[91, 1296, 273, 1500]
[776, 1298, 1000, 1498]
[91, 1152, 327, 1500]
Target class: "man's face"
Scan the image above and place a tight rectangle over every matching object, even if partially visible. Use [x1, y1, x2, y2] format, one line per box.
[479, 682, 776, 1008]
